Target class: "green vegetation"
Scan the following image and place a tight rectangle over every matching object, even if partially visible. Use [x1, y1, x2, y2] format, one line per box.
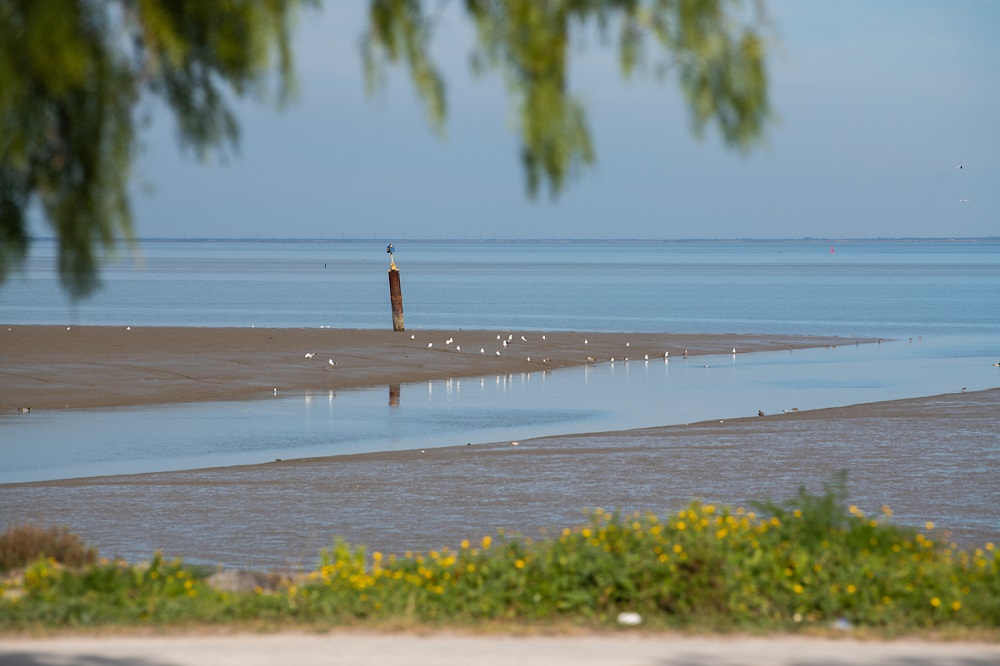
[2, 0, 771, 298]
[3, 480, 996, 633]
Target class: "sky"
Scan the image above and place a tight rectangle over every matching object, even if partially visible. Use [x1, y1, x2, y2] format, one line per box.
[125, 0, 999, 240]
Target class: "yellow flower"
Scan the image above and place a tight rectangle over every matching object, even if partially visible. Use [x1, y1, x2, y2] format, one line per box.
[793, 584, 804, 594]
[676, 521, 687, 531]
[846, 584, 857, 594]
[793, 509, 802, 518]
[951, 600, 961, 611]
[482, 535, 492, 550]
[672, 544, 683, 554]
[930, 597, 940, 607]
[515, 559, 525, 569]
[460, 539, 470, 549]
[925, 521, 935, 531]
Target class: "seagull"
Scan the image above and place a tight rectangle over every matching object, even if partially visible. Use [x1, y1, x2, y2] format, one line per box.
[497, 335, 502, 340]
[446, 338, 453, 345]
[542, 335, 546, 340]
[304, 352, 316, 359]
[480, 348, 485, 354]
[959, 199, 969, 203]
[511, 441, 519, 446]
[626, 342, 630, 347]
[521, 336, 527, 342]
[994, 362, 1000, 367]
[732, 348, 736, 354]
[125, 326, 131, 331]
[502, 340, 508, 348]
[664, 351, 669, 358]
[17, 407, 31, 413]
[495, 350, 501, 356]
[273, 388, 277, 396]
[954, 164, 963, 170]
[456, 345, 461, 351]
[411, 334, 415, 340]
[328, 359, 337, 367]
[427, 343, 433, 348]
[644, 354, 649, 360]
[584, 339, 589, 344]
[683, 350, 688, 356]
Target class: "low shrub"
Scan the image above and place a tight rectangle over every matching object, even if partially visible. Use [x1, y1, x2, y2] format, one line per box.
[0, 524, 97, 573]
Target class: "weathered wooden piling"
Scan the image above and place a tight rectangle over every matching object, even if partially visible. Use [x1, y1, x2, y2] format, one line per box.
[387, 244, 404, 331]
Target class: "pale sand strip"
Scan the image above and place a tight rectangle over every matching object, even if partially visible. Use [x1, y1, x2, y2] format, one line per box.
[0, 325, 862, 410]
[2, 632, 999, 666]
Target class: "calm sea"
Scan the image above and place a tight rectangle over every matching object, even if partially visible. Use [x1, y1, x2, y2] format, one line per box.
[4, 238, 999, 337]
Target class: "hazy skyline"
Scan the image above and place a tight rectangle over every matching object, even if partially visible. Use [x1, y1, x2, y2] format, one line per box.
[120, 1, 998, 240]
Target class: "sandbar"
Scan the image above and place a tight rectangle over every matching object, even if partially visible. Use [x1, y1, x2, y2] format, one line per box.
[0, 325, 862, 411]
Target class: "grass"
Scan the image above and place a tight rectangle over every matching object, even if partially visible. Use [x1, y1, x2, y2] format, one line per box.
[1, 476, 997, 633]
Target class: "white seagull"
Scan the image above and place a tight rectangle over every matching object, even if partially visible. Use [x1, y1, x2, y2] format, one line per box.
[304, 352, 316, 359]
[427, 342, 433, 348]
[328, 358, 337, 367]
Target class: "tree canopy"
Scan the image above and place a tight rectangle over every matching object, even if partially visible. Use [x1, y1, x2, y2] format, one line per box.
[0, 0, 771, 298]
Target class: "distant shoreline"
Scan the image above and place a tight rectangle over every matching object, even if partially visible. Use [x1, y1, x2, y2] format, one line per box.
[22, 236, 1000, 244]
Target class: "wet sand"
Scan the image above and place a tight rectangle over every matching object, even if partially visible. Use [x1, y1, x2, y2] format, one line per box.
[2, 379, 996, 570]
[0, 325, 861, 411]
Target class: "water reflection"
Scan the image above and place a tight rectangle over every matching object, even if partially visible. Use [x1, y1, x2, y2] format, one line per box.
[1, 335, 998, 484]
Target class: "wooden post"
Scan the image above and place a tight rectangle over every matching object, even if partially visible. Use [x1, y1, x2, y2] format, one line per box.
[387, 244, 404, 331]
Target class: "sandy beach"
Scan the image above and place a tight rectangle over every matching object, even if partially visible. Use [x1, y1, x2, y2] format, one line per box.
[2, 325, 996, 571]
[0, 325, 861, 411]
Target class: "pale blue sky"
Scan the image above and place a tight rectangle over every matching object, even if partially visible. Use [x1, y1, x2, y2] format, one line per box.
[129, 0, 999, 240]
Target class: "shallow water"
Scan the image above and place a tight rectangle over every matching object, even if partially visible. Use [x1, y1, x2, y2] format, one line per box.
[3, 334, 997, 484]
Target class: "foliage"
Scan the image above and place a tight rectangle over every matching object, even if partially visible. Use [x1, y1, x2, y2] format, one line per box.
[0, 524, 97, 572]
[2, 483, 998, 632]
[0, 0, 314, 298]
[364, 0, 772, 198]
[2, 0, 772, 299]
